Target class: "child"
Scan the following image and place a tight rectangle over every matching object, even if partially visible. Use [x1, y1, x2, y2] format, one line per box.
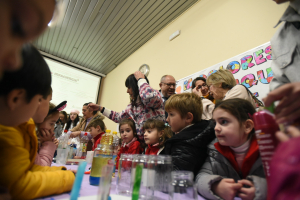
[0, 45, 75, 199]
[162, 93, 216, 176]
[32, 87, 53, 124]
[35, 102, 67, 166]
[116, 118, 143, 169]
[196, 98, 266, 200]
[143, 119, 172, 155]
[65, 109, 80, 131]
[88, 118, 106, 150]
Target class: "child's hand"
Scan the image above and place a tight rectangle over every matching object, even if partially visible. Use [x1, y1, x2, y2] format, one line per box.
[40, 129, 54, 143]
[53, 138, 59, 149]
[237, 179, 255, 200]
[212, 178, 242, 200]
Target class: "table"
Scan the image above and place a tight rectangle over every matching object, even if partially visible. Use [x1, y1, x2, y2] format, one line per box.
[36, 163, 206, 200]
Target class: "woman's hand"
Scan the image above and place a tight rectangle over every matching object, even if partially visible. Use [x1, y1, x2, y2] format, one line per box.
[134, 71, 145, 80]
[276, 126, 300, 143]
[70, 131, 81, 138]
[192, 86, 203, 97]
[212, 178, 242, 200]
[238, 179, 255, 200]
[263, 82, 300, 124]
[88, 103, 101, 112]
[40, 129, 54, 143]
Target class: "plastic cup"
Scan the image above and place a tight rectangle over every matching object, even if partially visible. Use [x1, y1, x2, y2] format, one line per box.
[131, 155, 150, 199]
[117, 154, 133, 196]
[147, 155, 173, 200]
[86, 151, 94, 164]
[170, 171, 198, 200]
[56, 148, 70, 165]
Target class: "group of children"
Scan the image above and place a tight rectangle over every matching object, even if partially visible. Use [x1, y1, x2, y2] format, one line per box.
[0, 45, 266, 200]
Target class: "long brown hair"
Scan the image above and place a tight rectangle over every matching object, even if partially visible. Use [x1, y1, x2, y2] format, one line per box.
[143, 119, 172, 148]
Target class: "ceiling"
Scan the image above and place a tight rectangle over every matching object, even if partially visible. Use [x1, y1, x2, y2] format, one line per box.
[33, 0, 198, 76]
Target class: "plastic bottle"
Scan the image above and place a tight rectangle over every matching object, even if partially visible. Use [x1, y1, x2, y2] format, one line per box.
[89, 144, 113, 185]
[67, 144, 74, 159]
[72, 144, 77, 159]
[100, 130, 113, 145]
[112, 131, 119, 177]
[251, 110, 279, 179]
[80, 132, 89, 159]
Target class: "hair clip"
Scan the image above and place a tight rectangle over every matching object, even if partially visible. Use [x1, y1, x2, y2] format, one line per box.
[48, 101, 67, 115]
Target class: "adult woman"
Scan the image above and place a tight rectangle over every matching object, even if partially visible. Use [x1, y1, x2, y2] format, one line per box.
[192, 77, 215, 104]
[65, 109, 80, 131]
[193, 69, 256, 119]
[89, 71, 165, 141]
[0, 0, 56, 78]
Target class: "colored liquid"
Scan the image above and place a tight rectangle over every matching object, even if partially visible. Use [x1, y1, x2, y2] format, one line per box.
[90, 155, 112, 185]
[100, 135, 113, 145]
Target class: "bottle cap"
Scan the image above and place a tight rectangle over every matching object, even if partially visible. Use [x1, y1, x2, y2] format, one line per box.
[84, 132, 88, 136]
[113, 131, 117, 135]
[106, 130, 111, 133]
[64, 130, 68, 133]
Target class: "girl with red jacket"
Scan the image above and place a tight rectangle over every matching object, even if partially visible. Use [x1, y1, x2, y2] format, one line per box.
[143, 119, 172, 155]
[116, 118, 143, 169]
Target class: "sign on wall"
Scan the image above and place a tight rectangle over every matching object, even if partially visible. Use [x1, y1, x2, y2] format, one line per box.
[175, 42, 273, 101]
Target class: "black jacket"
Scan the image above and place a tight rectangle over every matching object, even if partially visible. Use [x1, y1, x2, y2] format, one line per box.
[161, 120, 216, 176]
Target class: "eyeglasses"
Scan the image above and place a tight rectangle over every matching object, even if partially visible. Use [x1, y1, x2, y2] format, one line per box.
[161, 82, 176, 87]
[197, 84, 208, 89]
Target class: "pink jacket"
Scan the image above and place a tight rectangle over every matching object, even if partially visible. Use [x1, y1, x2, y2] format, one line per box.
[34, 141, 56, 166]
[268, 136, 300, 199]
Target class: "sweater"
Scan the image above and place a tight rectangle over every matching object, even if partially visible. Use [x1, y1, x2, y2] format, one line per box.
[0, 119, 75, 199]
[34, 141, 56, 166]
[202, 85, 256, 120]
[103, 79, 165, 141]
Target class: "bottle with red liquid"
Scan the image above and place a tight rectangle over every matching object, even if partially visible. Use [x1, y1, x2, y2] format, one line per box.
[80, 132, 89, 159]
[252, 110, 279, 178]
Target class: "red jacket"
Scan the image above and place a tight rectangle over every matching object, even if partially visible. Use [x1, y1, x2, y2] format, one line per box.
[145, 144, 160, 155]
[116, 140, 143, 169]
[92, 132, 105, 151]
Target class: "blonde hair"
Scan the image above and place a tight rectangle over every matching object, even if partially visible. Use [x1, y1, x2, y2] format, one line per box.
[206, 69, 236, 89]
[165, 93, 202, 123]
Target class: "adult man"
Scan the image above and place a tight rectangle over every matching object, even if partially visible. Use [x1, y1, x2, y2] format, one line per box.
[70, 102, 105, 150]
[270, 0, 300, 90]
[159, 75, 176, 101]
[159, 75, 176, 118]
